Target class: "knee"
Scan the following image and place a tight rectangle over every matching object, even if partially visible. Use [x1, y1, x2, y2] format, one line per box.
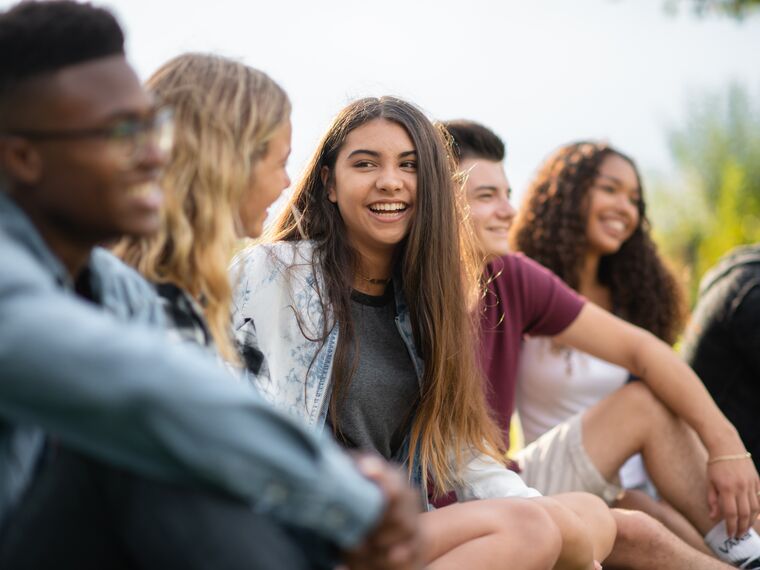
[560, 493, 617, 557]
[615, 489, 670, 528]
[612, 508, 667, 549]
[621, 382, 675, 426]
[511, 500, 562, 541]
[492, 499, 563, 565]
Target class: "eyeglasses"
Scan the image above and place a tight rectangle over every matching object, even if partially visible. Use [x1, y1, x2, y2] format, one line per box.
[3, 106, 174, 167]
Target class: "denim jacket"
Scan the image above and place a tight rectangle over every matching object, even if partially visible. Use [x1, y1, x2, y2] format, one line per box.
[231, 241, 541, 502]
[0, 192, 383, 546]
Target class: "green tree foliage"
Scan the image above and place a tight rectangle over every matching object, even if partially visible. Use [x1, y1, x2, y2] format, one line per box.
[650, 84, 760, 303]
[665, 0, 760, 18]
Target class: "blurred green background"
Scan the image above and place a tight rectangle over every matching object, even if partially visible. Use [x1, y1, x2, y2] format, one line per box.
[649, 82, 760, 303]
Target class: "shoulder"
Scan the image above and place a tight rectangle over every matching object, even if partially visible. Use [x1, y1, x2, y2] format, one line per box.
[488, 253, 584, 334]
[230, 240, 320, 319]
[90, 248, 155, 296]
[90, 248, 165, 324]
[232, 240, 315, 281]
[700, 243, 760, 296]
[487, 253, 566, 297]
[0, 228, 56, 292]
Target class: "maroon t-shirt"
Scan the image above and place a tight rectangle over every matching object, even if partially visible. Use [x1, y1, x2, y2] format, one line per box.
[480, 254, 585, 449]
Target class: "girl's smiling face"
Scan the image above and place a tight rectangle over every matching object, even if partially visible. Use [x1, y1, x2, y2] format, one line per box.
[585, 153, 641, 256]
[325, 118, 417, 260]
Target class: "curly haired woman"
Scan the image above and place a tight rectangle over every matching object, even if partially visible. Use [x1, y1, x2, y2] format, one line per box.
[512, 142, 683, 491]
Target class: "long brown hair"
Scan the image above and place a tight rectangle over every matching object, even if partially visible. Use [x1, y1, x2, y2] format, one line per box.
[114, 53, 290, 362]
[511, 141, 685, 343]
[264, 96, 505, 491]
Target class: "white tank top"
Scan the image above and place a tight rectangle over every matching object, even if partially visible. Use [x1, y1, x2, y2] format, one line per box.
[516, 336, 649, 489]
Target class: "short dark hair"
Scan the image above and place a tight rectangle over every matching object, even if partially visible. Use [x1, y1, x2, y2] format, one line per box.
[0, 1, 124, 99]
[442, 119, 506, 163]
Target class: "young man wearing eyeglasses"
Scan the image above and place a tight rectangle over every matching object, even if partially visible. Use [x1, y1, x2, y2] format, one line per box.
[0, 2, 421, 569]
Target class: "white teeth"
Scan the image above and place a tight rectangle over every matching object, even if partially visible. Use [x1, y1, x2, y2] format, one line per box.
[603, 219, 626, 233]
[368, 202, 407, 213]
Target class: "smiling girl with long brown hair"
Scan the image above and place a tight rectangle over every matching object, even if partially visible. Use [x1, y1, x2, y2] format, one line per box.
[232, 96, 616, 569]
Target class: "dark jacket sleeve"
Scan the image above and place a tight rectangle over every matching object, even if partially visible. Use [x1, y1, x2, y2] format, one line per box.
[728, 278, 760, 377]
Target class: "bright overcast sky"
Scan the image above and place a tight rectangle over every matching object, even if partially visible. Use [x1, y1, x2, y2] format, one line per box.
[7, 0, 759, 204]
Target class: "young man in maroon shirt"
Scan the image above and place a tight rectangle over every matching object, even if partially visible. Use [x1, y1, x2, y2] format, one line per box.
[443, 119, 760, 569]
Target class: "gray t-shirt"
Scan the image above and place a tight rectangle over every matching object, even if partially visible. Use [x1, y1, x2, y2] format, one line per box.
[328, 285, 420, 461]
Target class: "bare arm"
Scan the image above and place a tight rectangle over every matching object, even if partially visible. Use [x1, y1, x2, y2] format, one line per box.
[555, 303, 735, 448]
[554, 302, 760, 535]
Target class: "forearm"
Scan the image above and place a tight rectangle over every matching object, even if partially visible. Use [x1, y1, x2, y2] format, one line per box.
[627, 329, 742, 454]
[557, 303, 743, 455]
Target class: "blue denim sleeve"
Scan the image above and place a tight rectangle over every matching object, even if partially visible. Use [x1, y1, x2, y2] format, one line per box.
[0, 240, 383, 547]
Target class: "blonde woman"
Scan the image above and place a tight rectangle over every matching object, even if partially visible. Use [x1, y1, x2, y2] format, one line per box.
[116, 53, 290, 367]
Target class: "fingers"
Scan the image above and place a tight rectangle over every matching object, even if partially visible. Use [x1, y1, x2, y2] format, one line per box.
[750, 480, 760, 528]
[719, 485, 739, 538]
[387, 541, 420, 568]
[708, 460, 760, 537]
[346, 543, 419, 570]
[355, 454, 390, 484]
[736, 489, 752, 537]
[708, 484, 720, 520]
[351, 454, 423, 569]
[738, 477, 760, 537]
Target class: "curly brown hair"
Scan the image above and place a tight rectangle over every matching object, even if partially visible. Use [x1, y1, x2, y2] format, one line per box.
[510, 141, 685, 344]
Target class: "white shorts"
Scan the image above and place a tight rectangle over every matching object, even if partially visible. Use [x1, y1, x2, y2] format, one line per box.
[515, 413, 625, 505]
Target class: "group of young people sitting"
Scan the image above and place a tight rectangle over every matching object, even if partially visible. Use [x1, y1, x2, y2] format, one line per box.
[1, 2, 759, 569]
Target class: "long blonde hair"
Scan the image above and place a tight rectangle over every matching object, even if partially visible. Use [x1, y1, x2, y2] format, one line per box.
[265, 97, 505, 492]
[115, 53, 290, 362]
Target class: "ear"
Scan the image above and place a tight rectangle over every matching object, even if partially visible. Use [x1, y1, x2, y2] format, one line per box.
[321, 166, 337, 203]
[0, 137, 43, 186]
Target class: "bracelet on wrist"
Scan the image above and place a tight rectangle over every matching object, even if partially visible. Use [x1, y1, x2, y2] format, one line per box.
[707, 452, 752, 465]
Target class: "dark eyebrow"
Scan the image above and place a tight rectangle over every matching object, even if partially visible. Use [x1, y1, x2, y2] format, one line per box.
[347, 149, 380, 159]
[596, 173, 624, 186]
[346, 149, 417, 159]
[473, 184, 512, 194]
[597, 173, 641, 193]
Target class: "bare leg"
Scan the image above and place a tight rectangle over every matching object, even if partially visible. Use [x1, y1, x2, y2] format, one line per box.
[614, 489, 713, 555]
[532, 493, 617, 569]
[582, 382, 715, 534]
[420, 498, 561, 569]
[605, 509, 732, 570]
